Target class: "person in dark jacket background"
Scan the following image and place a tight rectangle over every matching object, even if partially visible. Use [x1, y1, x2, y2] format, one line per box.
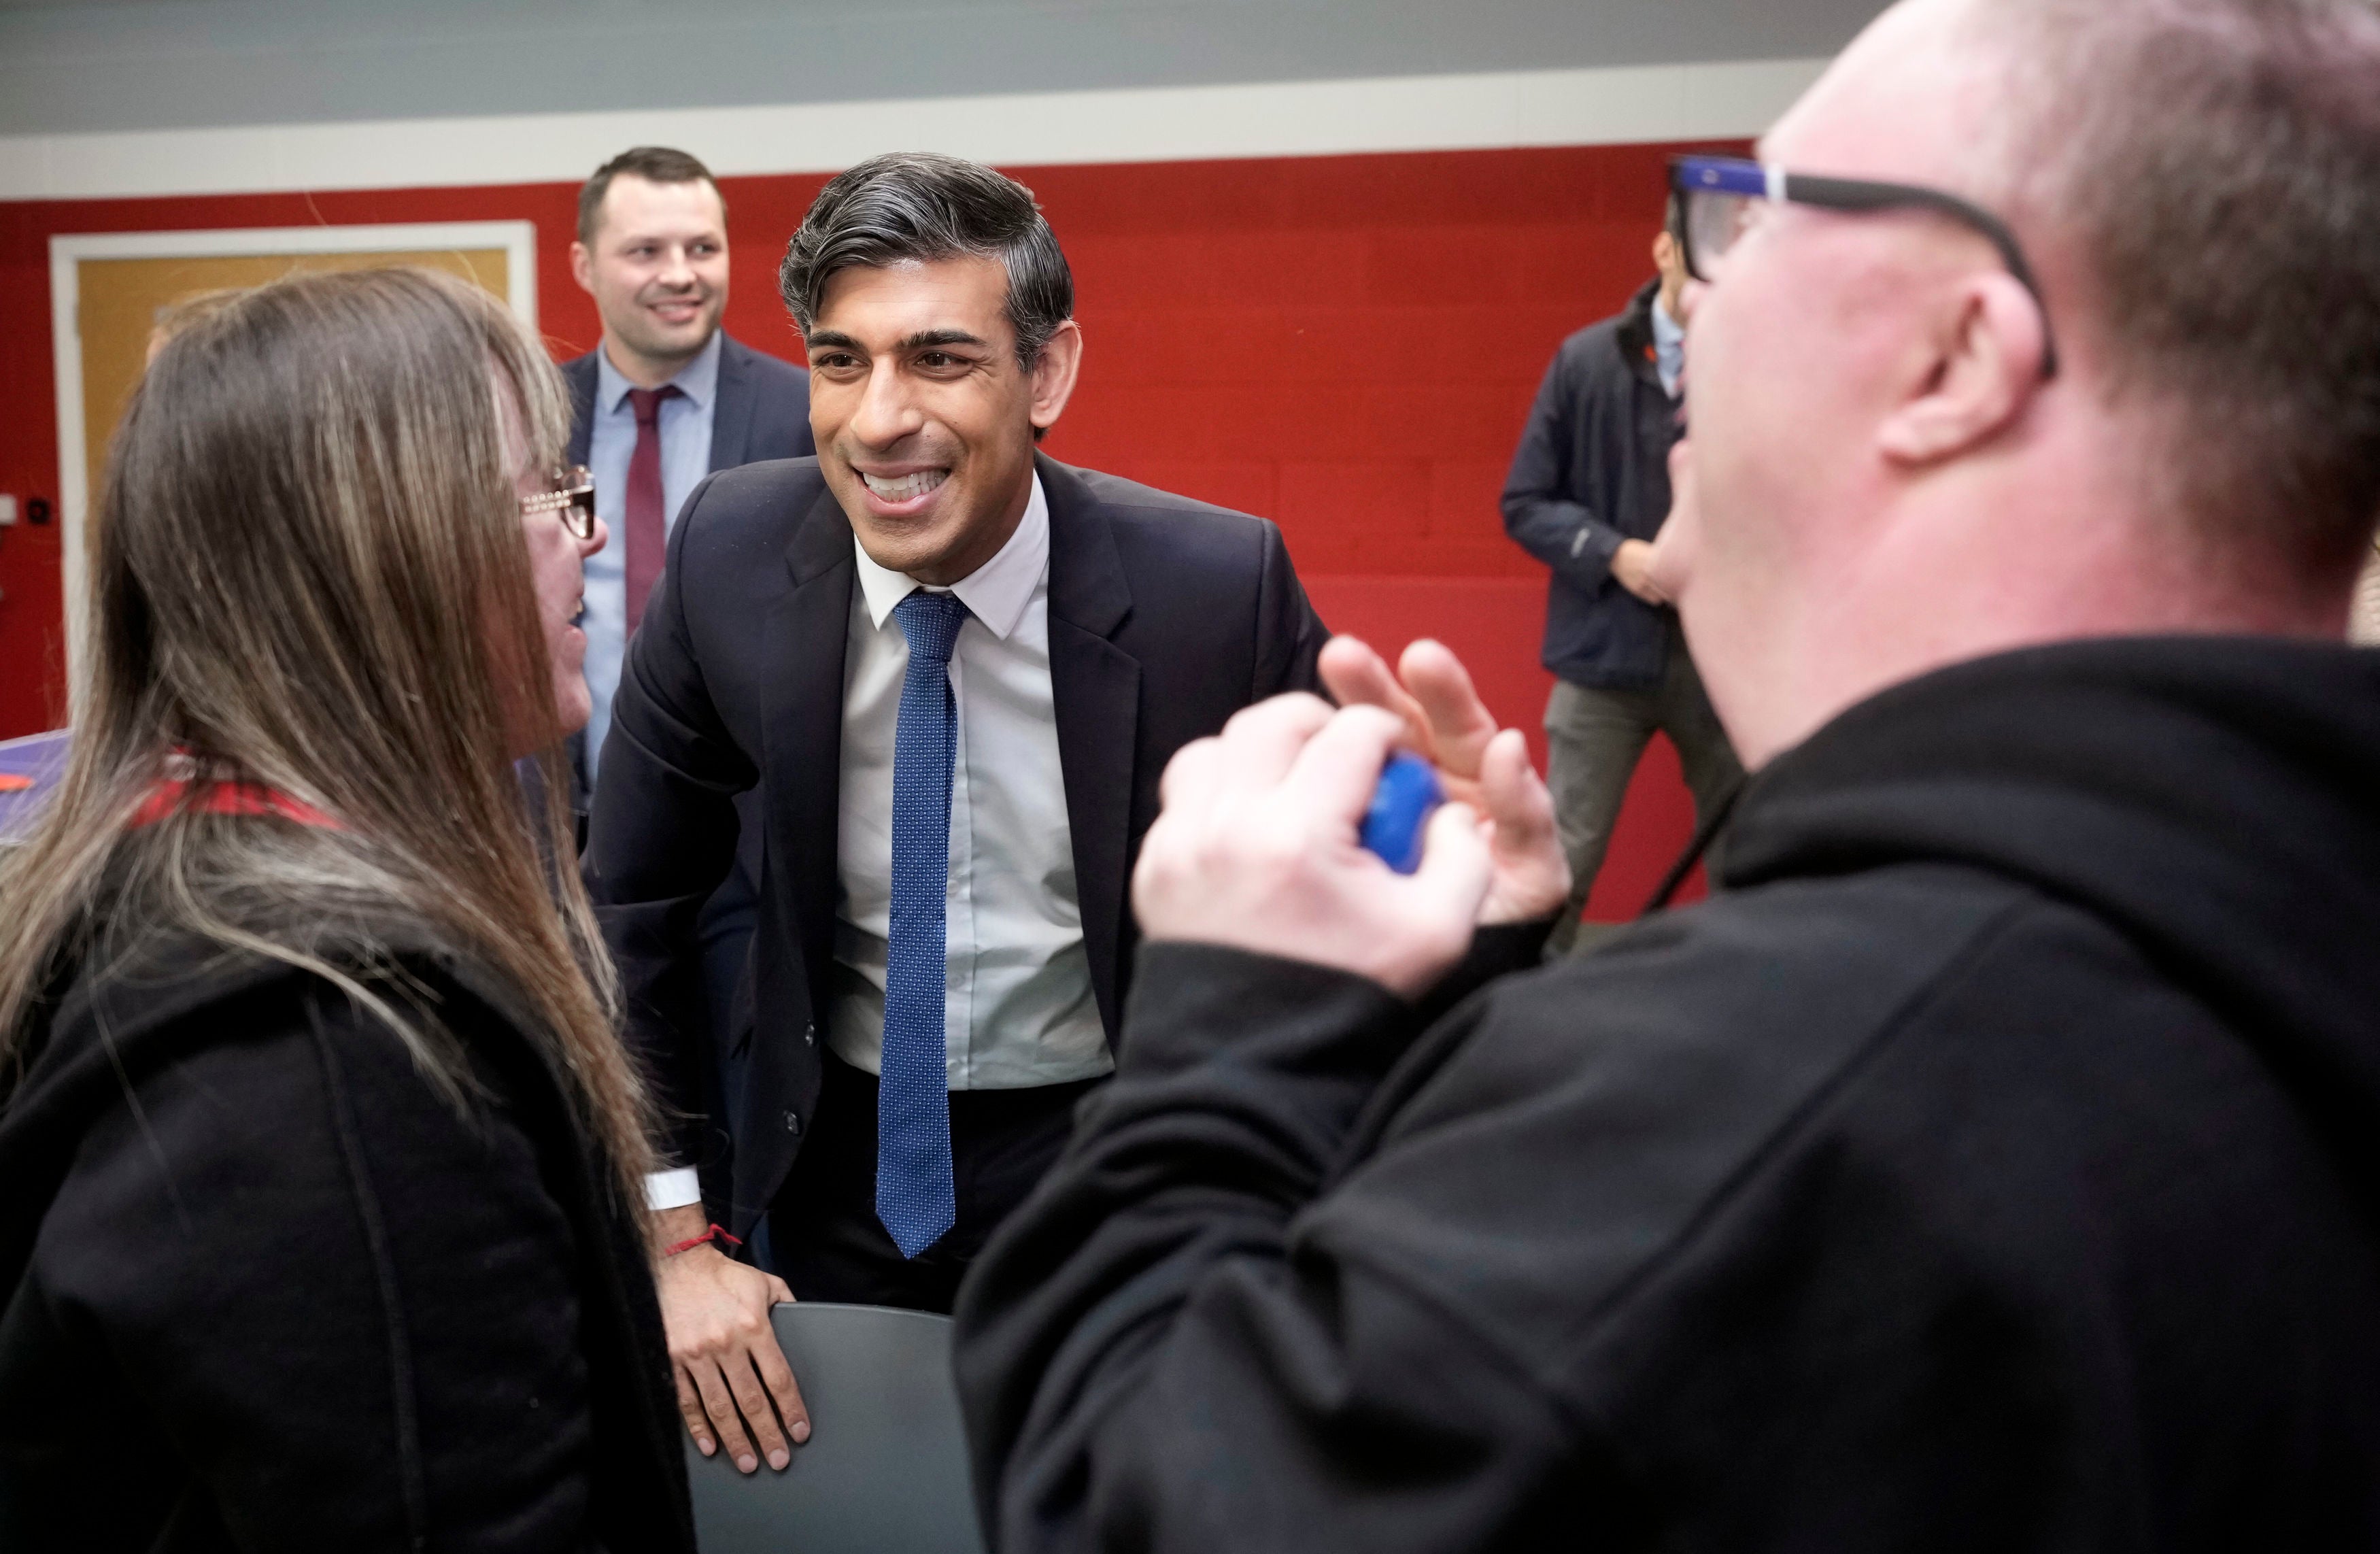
[0, 269, 692, 1551]
[1501, 205, 1739, 952]
[955, 0, 2380, 1548]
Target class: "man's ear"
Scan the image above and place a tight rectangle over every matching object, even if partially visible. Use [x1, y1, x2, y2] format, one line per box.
[568, 240, 595, 297]
[1028, 319, 1084, 436]
[1652, 230, 1678, 275]
[1876, 272, 2048, 466]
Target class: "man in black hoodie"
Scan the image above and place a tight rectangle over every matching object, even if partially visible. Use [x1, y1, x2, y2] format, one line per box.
[954, 0, 2380, 1547]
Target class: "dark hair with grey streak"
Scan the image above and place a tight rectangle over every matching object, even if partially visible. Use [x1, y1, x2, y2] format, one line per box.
[1971, 0, 2380, 590]
[578, 146, 722, 246]
[779, 152, 1074, 374]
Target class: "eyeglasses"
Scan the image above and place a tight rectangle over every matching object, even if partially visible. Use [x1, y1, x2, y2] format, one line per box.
[520, 466, 597, 540]
[1667, 154, 2058, 379]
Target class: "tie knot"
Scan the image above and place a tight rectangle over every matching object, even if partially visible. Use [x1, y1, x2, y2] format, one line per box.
[893, 590, 969, 669]
[627, 384, 681, 427]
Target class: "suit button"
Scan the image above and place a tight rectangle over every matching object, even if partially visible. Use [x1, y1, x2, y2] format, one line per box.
[803, 1023, 815, 1046]
[783, 1111, 801, 1134]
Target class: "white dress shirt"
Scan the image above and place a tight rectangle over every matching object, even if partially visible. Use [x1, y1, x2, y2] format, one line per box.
[582, 331, 721, 776]
[828, 473, 1111, 1090]
[643, 473, 1107, 1213]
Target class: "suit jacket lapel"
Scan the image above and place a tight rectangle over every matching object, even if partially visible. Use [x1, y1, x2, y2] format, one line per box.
[1038, 454, 1140, 1043]
[708, 335, 762, 473]
[760, 483, 856, 1017]
[563, 352, 599, 470]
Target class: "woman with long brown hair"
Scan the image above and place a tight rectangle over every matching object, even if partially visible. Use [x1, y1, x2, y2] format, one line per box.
[0, 268, 694, 1550]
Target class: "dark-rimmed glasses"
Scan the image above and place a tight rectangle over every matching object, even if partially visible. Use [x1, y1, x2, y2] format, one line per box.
[520, 466, 597, 539]
[1667, 155, 2058, 379]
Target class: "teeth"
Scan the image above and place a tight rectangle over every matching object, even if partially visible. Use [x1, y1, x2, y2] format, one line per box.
[861, 469, 949, 503]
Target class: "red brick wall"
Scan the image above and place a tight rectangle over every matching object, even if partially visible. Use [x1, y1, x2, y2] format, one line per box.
[0, 140, 1729, 913]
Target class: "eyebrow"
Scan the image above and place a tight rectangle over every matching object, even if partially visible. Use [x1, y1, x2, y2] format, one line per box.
[804, 327, 991, 354]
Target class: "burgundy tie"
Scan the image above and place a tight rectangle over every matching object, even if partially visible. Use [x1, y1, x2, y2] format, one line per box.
[624, 385, 683, 635]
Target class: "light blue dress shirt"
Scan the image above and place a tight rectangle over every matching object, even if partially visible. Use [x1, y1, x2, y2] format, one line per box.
[832, 475, 1111, 1092]
[1650, 291, 1686, 401]
[582, 331, 721, 774]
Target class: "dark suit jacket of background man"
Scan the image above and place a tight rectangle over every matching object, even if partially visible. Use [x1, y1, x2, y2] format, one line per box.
[584, 452, 1329, 1233]
[560, 333, 817, 799]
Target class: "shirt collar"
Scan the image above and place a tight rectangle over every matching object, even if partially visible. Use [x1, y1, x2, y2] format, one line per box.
[596, 328, 724, 416]
[851, 471, 1049, 642]
[1650, 293, 1685, 351]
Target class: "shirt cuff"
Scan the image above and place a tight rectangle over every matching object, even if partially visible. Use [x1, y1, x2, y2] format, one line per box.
[643, 1166, 703, 1213]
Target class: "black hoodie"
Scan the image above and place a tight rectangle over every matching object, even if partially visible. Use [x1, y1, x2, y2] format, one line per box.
[955, 635, 2380, 1552]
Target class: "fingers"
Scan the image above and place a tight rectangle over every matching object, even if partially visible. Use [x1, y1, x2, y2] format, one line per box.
[677, 1364, 716, 1457]
[1410, 800, 1495, 928]
[1215, 693, 1336, 790]
[1159, 734, 1226, 814]
[1397, 640, 1499, 775]
[724, 1348, 793, 1470]
[1476, 728, 1552, 841]
[1280, 705, 1406, 826]
[1475, 728, 1574, 924]
[753, 1335, 812, 1448]
[690, 1355, 761, 1474]
[1319, 636, 1432, 749]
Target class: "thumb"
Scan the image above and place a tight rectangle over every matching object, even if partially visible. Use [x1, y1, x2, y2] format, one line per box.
[1408, 799, 1493, 926]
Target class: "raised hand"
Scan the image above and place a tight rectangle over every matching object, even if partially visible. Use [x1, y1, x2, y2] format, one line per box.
[1318, 637, 1569, 925]
[1134, 696, 1494, 998]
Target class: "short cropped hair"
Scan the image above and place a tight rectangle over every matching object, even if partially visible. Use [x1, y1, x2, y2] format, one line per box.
[1977, 0, 2380, 584]
[778, 152, 1074, 374]
[577, 146, 723, 246]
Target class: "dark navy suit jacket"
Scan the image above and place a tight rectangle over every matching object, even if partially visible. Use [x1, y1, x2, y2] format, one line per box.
[560, 330, 815, 476]
[560, 331, 813, 849]
[584, 454, 1329, 1236]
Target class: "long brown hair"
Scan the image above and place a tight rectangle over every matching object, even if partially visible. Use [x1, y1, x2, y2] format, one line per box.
[0, 267, 655, 1194]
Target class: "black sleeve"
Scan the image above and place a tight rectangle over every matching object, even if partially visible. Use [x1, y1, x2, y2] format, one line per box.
[1501, 347, 1622, 589]
[1251, 516, 1330, 698]
[954, 943, 1576, 1553]
[22, 981, 605, 1552]
[583, 471, 755, 1168]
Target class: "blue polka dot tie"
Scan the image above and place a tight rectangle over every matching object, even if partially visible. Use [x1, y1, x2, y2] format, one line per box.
[878, 590, 970, 1259]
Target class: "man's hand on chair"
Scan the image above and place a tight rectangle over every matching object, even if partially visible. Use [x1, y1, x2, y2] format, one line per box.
[651, 1204, 809, 1473]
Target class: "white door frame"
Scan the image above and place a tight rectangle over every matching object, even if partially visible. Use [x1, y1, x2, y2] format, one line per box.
[47, 220, 538, 698]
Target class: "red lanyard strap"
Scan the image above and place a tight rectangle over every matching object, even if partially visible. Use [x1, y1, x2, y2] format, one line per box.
[131, 760, 342, 830]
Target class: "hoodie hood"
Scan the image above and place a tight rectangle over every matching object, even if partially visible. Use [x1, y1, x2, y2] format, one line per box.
[1722, 634, 2380, 1180]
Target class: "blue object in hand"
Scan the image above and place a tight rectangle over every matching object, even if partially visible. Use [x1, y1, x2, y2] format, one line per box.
[1360, 751, 1444, 875]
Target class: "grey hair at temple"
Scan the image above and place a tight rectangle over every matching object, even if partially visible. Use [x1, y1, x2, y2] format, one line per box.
[779, 151, 1076, 374]
[1962, 0, 2380, 590]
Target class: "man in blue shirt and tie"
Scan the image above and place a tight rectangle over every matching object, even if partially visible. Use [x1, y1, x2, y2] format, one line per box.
[562, 146, 813, 1164]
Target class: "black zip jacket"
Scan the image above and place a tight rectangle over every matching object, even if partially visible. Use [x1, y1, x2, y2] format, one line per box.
[0, 928, 695, 1553]
[955, 635, 2380, 1551]
[1501, 278, 1682, 689]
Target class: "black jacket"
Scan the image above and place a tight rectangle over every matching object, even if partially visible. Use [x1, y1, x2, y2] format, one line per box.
[0, 930, 694, 1553]
[1501, 278, 1682, 689]
[585, 453, 1329, 1236]
[956, 635, 2380, 1551]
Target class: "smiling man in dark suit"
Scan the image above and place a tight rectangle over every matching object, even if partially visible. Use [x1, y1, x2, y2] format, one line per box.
[562, 146, 814, 1156]
[585, 151, 1327, 1476]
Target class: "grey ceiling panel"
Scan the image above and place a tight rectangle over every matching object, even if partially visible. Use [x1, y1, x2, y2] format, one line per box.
[0, 0, 1886, 137]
